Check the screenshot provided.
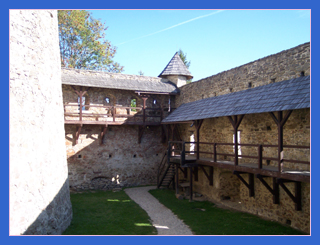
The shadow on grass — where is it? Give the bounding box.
[149,189,307,235]
[63,190,156,235]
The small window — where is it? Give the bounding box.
[78,96,86,111]
[190,132,195,155]
[233,130,242,157]
[131,98,137,112]
[153,99,157,105]
[248,82,252,88]
[105,97,110,104]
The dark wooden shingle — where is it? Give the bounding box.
[162,76,310,123]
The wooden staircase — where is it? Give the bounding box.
[157,125,190,189]
[157,160,176,189]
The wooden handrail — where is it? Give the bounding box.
[64,104,171,123]
[182,141,310,169]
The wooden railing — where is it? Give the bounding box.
[64,103,173,124]
[168,141,310,173]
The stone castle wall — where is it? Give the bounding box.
[177,42,310,106]
[63,86,169,190]
[10,10,72,235]
[176,43,310,233]
[66,125,166,190]
[178,108,310,232]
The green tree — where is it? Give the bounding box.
[178,49,192,83]
[58,10,123,72]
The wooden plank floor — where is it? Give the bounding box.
[170,154,310,182]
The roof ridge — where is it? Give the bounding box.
[158,52,193,80]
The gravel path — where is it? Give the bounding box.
[124,186,193,235]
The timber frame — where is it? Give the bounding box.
[64,85,176,144]
[162,109,309,209]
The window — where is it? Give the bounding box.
[190,132,195,154]
[105,97,110,104]
[78,96,86,111]
[131,98,137,112]
[233,130,242,157]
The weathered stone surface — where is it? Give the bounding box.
[176,43,310,233]
[10,10,72,235]
[65,124,166,190]
[177,42,310,106]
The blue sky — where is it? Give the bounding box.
[90,9,310,81]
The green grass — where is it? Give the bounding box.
[149,189,307,235]
[63,190,156,235]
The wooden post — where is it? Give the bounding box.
[258,145,263,169]
[175,164,179,195]
[213,143,217,162]
[269,110,292,173]
[142,97,148,124]
[234,116,238,165]
[273,177,279,204]
[278,111,283,172]
[195,120,203,160]
[228,115,244,166]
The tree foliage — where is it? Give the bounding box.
[178,49,192,83]
[178,49,191,69]
[58,10,123,72]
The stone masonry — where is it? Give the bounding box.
[10,10,72,235]
[175,43,310,233]
[177,42,310,106]
[63,85,169,190]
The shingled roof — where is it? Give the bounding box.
[159,52,193,80]
[162,75,310,123]
[61,68,179,94]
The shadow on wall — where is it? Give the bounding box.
[22,179,72,235]
[65,124,166,191]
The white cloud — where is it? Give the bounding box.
[117,10,224,45]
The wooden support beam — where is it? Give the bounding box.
[183,167,188,178]
[269,110,293,172]
[175,164,179,195]
[256,175,279,204]
[234,171,254,197]
[141,96,148,124]
[99,125,108,145]
[277,178,302,211]
[194,119,203,182]
[200,165,213,186]
[75,124,82,145]
[228,115,245,166]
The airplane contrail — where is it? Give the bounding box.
[117,10,225,45]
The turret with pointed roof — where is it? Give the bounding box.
[159,52,193,87]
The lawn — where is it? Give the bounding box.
[149,189,307,235]
[63,188,307,235]
[62,190,156,235]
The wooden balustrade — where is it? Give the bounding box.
[176,141,310,173]
[64,103,170,124]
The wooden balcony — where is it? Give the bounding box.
[64,103,173,126]
[168,141,310,183]
[161,141,309,209]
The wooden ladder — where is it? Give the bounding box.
[157,148,176,189]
